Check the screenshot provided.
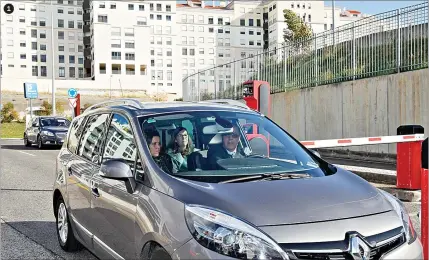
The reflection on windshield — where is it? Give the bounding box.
[41,118,70,127]
[139,111,331,182]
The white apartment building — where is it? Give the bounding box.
[1,0,368,99]
[83,0,179,95]
[0,0,85,80]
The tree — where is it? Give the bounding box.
[0,102,19,123]
[283,9,313,51]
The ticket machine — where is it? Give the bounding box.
[242,80,271,118]
[242,80,271,156]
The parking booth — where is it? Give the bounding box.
[241,80,272,157]
[396,125,424,190]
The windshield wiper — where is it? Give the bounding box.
[220,172,311,184]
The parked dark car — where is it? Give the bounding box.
[24,116,71,149]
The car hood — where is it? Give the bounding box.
[169,167,393,226]
[42,126,68,132]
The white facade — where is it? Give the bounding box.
[0,0,84,80]
[1,0,369,99]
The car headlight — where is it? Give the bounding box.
[185,205,288,260]
[41,130,54,136]
[379,189,417,244]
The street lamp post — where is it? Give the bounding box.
[51,1,56,116]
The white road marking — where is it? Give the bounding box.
[17,151,36,157]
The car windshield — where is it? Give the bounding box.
[139,111,333,183]
[41,118,70,127]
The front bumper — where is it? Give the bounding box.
[171,237,423,260]
[41,134,65,145]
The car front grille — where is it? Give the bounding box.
[281,228,406,260]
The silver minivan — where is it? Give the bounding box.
[53,99,423,260]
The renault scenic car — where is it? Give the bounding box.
[53,99,422,260]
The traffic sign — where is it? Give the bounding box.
[4,4,14,14]
[68,88,78,98]
[68,98,77,108]
[23,83,38,99]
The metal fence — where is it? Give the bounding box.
[182,2,428,102]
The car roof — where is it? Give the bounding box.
[82,100,260,117]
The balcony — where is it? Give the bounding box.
[83,36,91,45]
[84,48,91,57]
[84,59,92,68]
[83,0,90,9]
[83,25,90,33]
[83,13,90,21]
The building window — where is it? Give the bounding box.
[32,55,38,62]
[157,15,162,20]
[125,53,135,60]
[41,55,47,62]
[58,19,64,28]
[59,67,65,77]
[167,71,172,81]
[32,42,38,50]
[125,41,135,48]
[240,19,245,26]
[59,55,65,63]
[40,44,47,50]
[58,8,64,13]
[208,17,213,24]
[40,19,46,27]
[32,66,38,76]
[78,68,84,78]
[78,45,83,52]
[112,52,121,60]
[19,17,25,23]
[125,28,134,36]
[111,27,121,36]
[59,45,65,51]
[41,66,47,77]
[112,64,121,74]
[31,29,37,38]
[68,20,74,28]
[20,29,26,35]
[58,31,64,39]
[156,4,161,11]
[20,54,26,60]
[110,3,116,9]
[68,8,74,14]
[128,4,134,10]
[249,19,254,26]
[69,67,75,77]
[20,42,26,47]
[78,21,83,29]
[40,31,46,39]
[166,5,171,12]
[78,57,83,64]
[98,15,107,23]
[166,15,171,21]
[139,5,144,11]
[69,55,75,64]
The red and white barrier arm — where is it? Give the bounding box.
[301,134,425,149]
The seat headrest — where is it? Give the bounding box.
[209,133,223,144]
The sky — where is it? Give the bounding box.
[178,0,426,15]
[325,1,425,15]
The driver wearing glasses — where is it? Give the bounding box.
[207,125,245,169]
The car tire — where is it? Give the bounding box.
[24,134,31,147]
[55,197,81,252]
[141,243,171,260]
[37,136,44,149]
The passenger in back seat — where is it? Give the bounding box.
[167,127,195,172]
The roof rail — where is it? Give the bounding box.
[84,98,144,112]
[199,99,251,110]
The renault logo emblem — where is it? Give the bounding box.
[348,235,371,260]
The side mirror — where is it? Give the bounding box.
[100,159,136,193]
[310,149,321,158]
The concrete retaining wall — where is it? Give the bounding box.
[271,69,429,155]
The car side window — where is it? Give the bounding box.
[77,113,110,163]
[102,114,137,174]
[67,116,86,154]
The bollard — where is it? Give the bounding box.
[422,138,428,260]
[396,125,424,190]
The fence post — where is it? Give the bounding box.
[314,35,318,87]
[352,22,356,80]
[397,9,401,73]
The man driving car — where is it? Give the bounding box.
[207,125,245,169]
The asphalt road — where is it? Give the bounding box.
[0,139,96,259]
[0,139,422,259]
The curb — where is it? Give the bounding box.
[0,138,23,140]
[351,170,420,202]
